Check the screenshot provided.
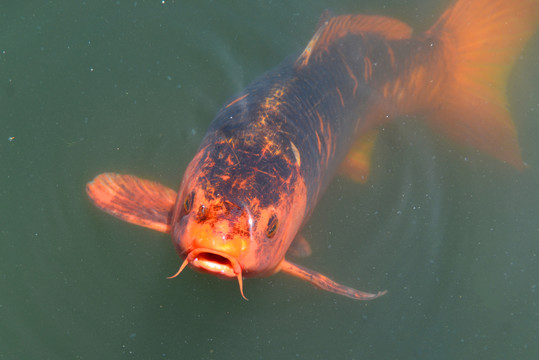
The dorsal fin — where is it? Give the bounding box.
[296,12,332,68]
[296,13,412,68]
[315,9,334,31]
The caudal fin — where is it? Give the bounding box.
[422,0,538,169]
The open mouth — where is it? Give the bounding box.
[168,248,247,299]
[190,250,238,277]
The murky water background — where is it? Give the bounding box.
[1,1,537,359]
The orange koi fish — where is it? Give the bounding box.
[87,0,538,300]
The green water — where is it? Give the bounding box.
[1,1,537,359]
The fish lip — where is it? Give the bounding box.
[186,248,241,278]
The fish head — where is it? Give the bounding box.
[169,132,308,298]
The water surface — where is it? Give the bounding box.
[1,1,538,359]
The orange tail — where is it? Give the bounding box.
[418,0,539,169]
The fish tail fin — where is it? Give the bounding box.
[416,0,538,169]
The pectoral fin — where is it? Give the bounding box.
[279,259,386,300]
[287,234,312,258]
[339,129,378,183]
[86,173,177,233]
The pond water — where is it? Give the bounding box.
[1,0,537,359]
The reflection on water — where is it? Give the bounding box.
[1,0,537,359]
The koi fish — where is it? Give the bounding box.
[87,0,538,300]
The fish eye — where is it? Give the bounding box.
[183,191,195,214]
[266,214,279,238]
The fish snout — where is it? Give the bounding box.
[168,248,247,299]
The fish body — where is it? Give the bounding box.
[87,0,538,300]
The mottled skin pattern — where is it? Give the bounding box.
[170,24,442,278]
[86,0,538,299]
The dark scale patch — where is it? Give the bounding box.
[192,31,401,209]
[198,130,298,210]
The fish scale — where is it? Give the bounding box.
[87,0,538,300]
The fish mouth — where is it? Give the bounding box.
[168,248,247,299]
[189,248,240,278]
